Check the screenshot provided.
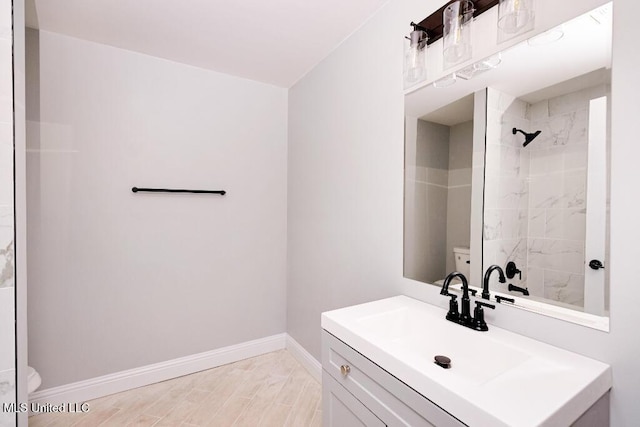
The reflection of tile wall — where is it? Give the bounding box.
[409,166,449,283]
[445,121,473,273]
[0,0,16,424]
[484,89,529,294]
[525,86,607,307]
[404,119,450,284]
[406,119,473,283]
[0,11,14,290]
[485,86,607,308]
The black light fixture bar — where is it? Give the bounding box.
[132,187,226,195]
[417,0,499,45]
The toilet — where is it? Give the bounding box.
[27,366,41,394]
[453,246,471,278]
[435,247,471,285]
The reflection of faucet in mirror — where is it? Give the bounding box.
[508,283,530,296]
[505,261,521,280]
[482,265,506,300]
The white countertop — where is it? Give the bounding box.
[321,295,611,427]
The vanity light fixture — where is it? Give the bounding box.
[406,0,504,85]
[498,0,536,42]
[443,0,475,68]
[404,22,428,86]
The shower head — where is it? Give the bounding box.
[512,128,542,147]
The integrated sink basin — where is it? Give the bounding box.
[356,305,532,387]
[322,295,611,426]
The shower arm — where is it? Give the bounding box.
[512,127,542,147]
[512,128,527,138]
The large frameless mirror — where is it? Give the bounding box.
[404,2,612,329]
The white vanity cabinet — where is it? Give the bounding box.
[322,331,465,427]
[321,296,612,427]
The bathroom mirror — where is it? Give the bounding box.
[404,3,612,328]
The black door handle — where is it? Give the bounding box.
[589,259,605,270]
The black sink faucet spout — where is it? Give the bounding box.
[483,265,506,300]
[441,272,462,295]
[441,272,471,325]
[441,271,496,331]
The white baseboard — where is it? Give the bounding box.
[285,335,322,383]
[29,333,286,407]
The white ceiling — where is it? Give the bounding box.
[421,94,474,126]
[25,0,390,88]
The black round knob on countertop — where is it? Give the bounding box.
[434,355,451,369]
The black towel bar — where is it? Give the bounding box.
[132,187,226,195]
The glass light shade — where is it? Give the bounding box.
[443,0,474,69]
[498,0,535,40]
[404,29,427,86]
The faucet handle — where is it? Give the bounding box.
[472,300,495,331]
[475,301,495,310]
[495,295,515,304]
[468,288,477,297]
[444,293,460,322]
[505,261,521,280]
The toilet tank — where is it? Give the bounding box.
[453,247,471,278]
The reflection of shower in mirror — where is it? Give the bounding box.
[512,127,542,147]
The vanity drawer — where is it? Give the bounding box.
[322,330,466,427]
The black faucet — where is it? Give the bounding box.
[440,272,463,322]
[482,265,506,300]
[441,271,471,323]
[441,272,495,331]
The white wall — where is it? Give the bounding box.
[287,0,407,362]
[26,29,288,389]
[287,0,640,425]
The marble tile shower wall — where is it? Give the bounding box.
[484,88,530,294]
[527,85,608,307]
[0,0,14,290]
[485,86,607,308]
[0,0,16,426]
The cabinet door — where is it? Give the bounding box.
[323,331,464,427]
[323,371,385,427]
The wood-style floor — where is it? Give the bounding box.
[29,350,322,427]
